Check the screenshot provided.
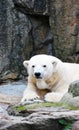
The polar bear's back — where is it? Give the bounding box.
[63,62,79,81]
[64,62,79,71]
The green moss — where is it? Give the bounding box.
[65,104,79,110]
[16,105,26,111]
[26,102,64,109]
[14,102,62,112]
[14,102,79,113]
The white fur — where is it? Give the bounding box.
[21,54,79,103]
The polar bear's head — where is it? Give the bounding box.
[23,54,60,79]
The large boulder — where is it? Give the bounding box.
[68,80,79,97]
[61,80,79,108]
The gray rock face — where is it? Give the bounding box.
[49,0,79,61]
[0,0,10,77]
[0,0,54,81]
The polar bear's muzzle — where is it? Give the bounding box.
[34,72,42,79]
[33,66,44,79]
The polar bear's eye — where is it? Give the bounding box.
[32,65,35,68]
[43,65,46,68]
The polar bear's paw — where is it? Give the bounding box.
[44,92,62,102]
[21,92,42,104]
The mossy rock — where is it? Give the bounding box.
[68,80,79,97]
[7,100,79,117]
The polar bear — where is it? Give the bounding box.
[21,54,79,103]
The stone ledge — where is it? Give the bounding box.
[1,106,79,130]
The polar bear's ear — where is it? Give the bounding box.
[23,60,29,68]
[52,61,57,67]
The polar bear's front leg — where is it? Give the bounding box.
[21,83,40,103]
[44,92,65,102]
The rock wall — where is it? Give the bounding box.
[50,0,79,61]
[0,0,79,81]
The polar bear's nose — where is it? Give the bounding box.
[34,72,41,78]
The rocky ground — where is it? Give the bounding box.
[0,80,26,104]
[0,80,79,130]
